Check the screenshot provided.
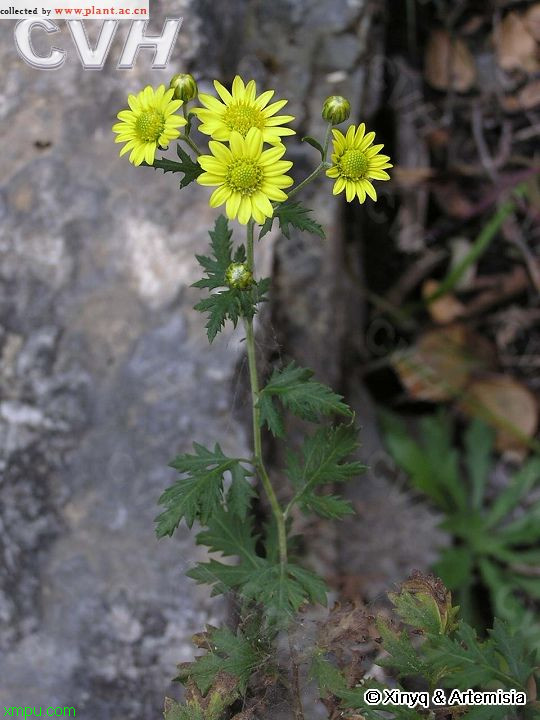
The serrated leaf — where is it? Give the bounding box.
[155,444,249,535]
[177,144,204,188]
[259,200,325,239]
[227,464,255,519]
[287,424,364,499]
[258,362,353,436]
[190,627,262,694]
[376,619,426,678]
[381,410,465,512]
[310,655,346,696]
[489,617,538,685]
[299,492,355,519]
[193,215,234,291]
[195,282,270,343]
[194,505,260,561]
[146,145,203,188]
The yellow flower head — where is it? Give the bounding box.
[326,124,392,203]
[197,127,293,225]
[112,85,187,166]
[192,75,295,145]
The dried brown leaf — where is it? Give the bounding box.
[495,11,540,73]
[459,374,538,452]
[422,280,466,324]
[424,29,477,92]
[524,4,540,41]
[392,325,495,402]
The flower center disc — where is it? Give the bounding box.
[339,149,369,180]
[135,110,165,142]
[223,103,264,136]
[228,160,262,195]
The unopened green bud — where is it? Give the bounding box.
[225,262,254,290]
[322,95,351,125]
[169,73,198,102]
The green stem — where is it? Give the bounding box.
[180,133,202,157]
[286,163,327,201]
[424,189,524,306]
[244,223,288,568]
[322,121,333,160]
[286,123,333,201]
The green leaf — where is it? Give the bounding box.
[301,135,325,158]
[146,145,203,188]
[381,411,465,512]
[465,419,494,509]
[193,216,270,341]
[287,425,364,497]
[155,444,249,535]
[310,654,346,696]
[259,200,325,240]
[299,492,355,519]
[486,458,540,528]
[227,464,255,519]
[177,144,204,188]
[434,546,474,590]
[259,362,353,437]
[192,215,233,291]
[190,627,262,694]
[489,617,538,685]
[195,281,269,342]
[194,505,260,561]
[376,618,426,678]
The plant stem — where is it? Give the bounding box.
[244,222,288,568]
[180,133,202,157]
[286,163,327,201]
[286,123,333,201]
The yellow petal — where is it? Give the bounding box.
[362,179,377,201]
[245,127,263,158]
[333,177,346,195]
[245,79,257,103]
[252,192,273,218]
[260,146,286,166]
[232,75,245,99]
[214,79,233,105]
[345,180,355,202]
[226,193,242,219]
[255,89,274,109]
[209,141,233,164]
[262,99,288,117]
[209,185,232,208]
[229,131,245,157]
[359,131,376,151]
[238,197,252,225]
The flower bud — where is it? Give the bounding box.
[225,262,254,290]
[322,95,351,125]
[169,73,198,102]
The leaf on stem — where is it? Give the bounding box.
[258,362,353,437]
[259,200,325,239]
[286,424,364,517]
[188,507,327,621]
[148,145,203,188]
[194,216,270,341]
[155,444,252,536]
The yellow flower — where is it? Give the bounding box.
[197,127,293,225]
[326,124,392,202]
[192,75,295,145]
[112,85,187,166]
